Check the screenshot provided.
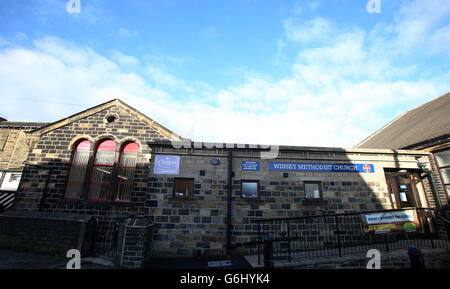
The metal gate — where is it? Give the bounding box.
[91,214,129,258]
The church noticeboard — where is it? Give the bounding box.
[241,161,260,171]
[153,155,180,175]
[362,209,420,234]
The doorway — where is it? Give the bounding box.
[385,171,422,209]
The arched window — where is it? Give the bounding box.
[87,139,116,200]
[114,142,138,201]
[65,139,91,199]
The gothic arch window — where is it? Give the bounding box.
[87,139,116,200]
[114,142,138,202]
[64,139,91,199]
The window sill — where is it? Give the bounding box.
[302,199,328,206]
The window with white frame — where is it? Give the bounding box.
[0,172,22,191]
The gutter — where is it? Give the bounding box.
[226,150,233,255]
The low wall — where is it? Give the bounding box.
[0,210,96,256]
[273,246,450,269]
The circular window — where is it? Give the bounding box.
[106,116,116,123]
[103,114,119,126]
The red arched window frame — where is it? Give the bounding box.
[114,142,138,202]
[64,139,91,200]
[87,139,116,201]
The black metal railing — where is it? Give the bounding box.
[252,208,448,264]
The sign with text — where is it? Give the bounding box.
[363,209,420,234]
[153,155,180,175]
[241,161,260,171]
[268,162,374,173]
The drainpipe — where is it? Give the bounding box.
[416,157,442,212]
[226,150,233,255]
[426,173,443,212]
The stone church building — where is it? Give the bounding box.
[0,99,448,267]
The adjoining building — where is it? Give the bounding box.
[0,98,448,267]
[0,120,49,211]
[355,92,449,204]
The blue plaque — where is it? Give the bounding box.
[154,155,180,175]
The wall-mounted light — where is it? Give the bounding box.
[210,158,220,165]
[415,156,428,172]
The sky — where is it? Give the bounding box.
[0,0,449,148]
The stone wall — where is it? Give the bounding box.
[0,122,47,171]
[147,144,442,257]
[12,103,173,251]
[0,210,96,256]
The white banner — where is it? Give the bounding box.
[365,210,416,225]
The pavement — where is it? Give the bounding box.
[145,255,253,269]
[0,248,253,269]
[0,248,113,269]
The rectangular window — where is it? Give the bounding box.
[241,180,259,198]
[0,172,22,191]
[304,181,322,199]
[173,178,194,198]
[433,148,450,200]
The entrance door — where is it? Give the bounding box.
[385,172,420,209]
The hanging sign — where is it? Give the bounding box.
[268,162,374,173]
[153,155,180,175]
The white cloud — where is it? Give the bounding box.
[309,1,321,11]
[0,0,449,148]
[375,0,450,58]
[111,50,140,67]
[118,27,139,38]
[284,17,335,44]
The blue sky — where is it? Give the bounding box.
[0,0,449,147]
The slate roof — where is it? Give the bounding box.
[355,92,450,149]
[0,121,50,130]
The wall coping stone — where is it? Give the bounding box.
[0,210,95,223]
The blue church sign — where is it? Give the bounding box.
[269,162,374,173]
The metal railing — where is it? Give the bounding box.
[252,208,448,264]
